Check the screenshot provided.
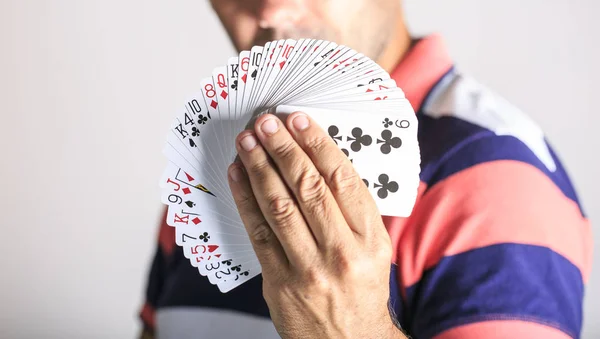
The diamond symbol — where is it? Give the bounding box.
[192,217,201,225]
[182,187,191,195]
[220,90,228,100]
[242,74,247,83]
[210,100,218,109]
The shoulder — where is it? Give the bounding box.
[416,69,583,212]
[393,70,593,339]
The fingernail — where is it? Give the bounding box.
[260,118,279,135]
[291,114,310,131]
[239,134,257,151]
[229,166,244,182]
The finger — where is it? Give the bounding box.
[253,114,352,247]
[285,111,382,237]
[235,130,319,268]
[228,162,288,276]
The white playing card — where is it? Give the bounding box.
[159,39,422,293]
[274,104,420,217]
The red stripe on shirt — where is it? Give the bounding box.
[396,160,592,289]
[140,302,156,330]
[383,181,428,261]
[390,33,453,110]
[433,320,574,339]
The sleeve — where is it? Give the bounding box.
[138,207,175,337]
[394,135,593,339]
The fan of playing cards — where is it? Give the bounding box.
[160,39,421,293]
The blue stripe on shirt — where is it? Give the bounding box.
[404,243,583,339]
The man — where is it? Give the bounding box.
[139,0,593,338]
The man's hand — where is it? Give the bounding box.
[227,112,406,339]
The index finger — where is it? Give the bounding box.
[284,111,384,237]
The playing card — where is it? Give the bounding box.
[274,104,420,217]
[159,39,422,292]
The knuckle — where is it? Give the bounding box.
[272,139,297,160]
[333,249,354,273]
[249,221,273,246]
[304,135,330,155]
[297,170,328,205]
[303,267,331,291]
[327,244,361,277]
[235,192,255,211]
[328,163,362,196]
[373,235,393,261]
[268,195,297,225]
[247,157,272,177]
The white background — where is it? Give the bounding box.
[0,0,598,338]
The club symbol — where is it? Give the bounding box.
[377,130,402,154]
[191,126,200,137]
[241,270,249,276]
[374,174,399,199]
[231,265,241,272]
[197,115,209,125]
[221,259,232,266]
[328,125,343,144]
[184,200,196,208]
[362,179,369,187]
[382,118,393,128]
[347,128,372,152]
[199,232,210,243]
[231,80,238,90]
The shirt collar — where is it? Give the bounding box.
[389,33,454,111]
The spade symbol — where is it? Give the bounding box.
[188,139,196,148]
[377,130,402,154]
[347,128,372,152]
[374,174,399,199]
[185,200,196,208]
[251,69,258,80]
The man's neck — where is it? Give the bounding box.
[375,14,413,74]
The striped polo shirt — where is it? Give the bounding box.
[139,34,592,339]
